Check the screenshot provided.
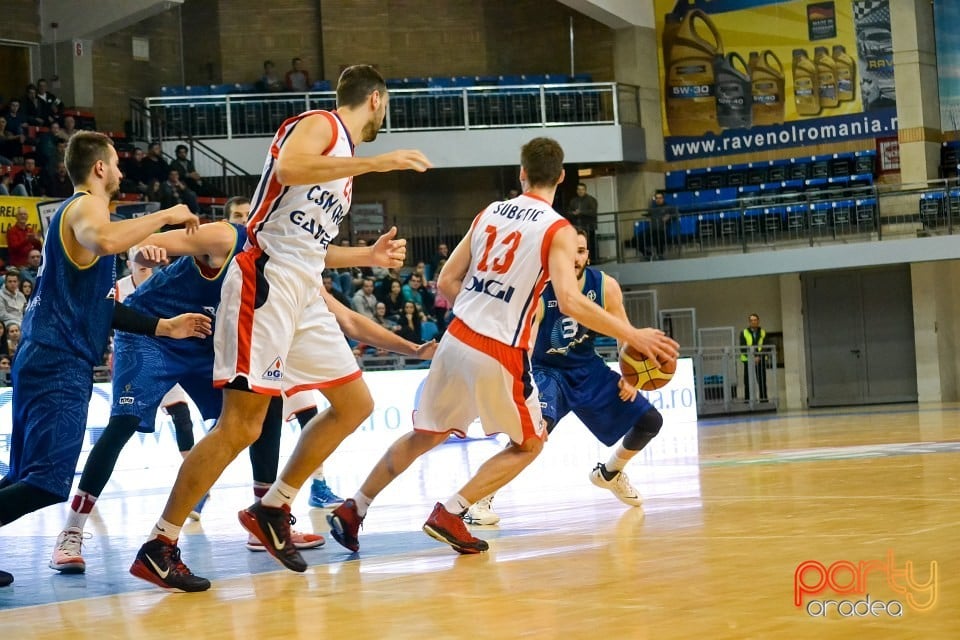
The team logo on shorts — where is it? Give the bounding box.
[262,356,284,380]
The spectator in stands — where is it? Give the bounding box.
[142,141,170,184]
[5,321,21,362]
[6,207,43,267]
[352,278,378,320]
[0,271,26,328]
[60,114,78,139]
[0,354,10,384]
[567,182,598,254]
[160,168,199,213]
[4,99,27,143]
[22,84,52,127]
[19,279,32,303]
[145,178,162,204]
[285,57,310,92]
[120,147,150,197]
[382,279,404,321]
[402,271,434,319]
[0,323,9,357]
[428,242,448,281]
[0,173,13,196]
[0,117,19,164]
[429,259,452,330]
[397,300,425,344]
[42,161,73,198]
[322,271,353,309]
[18,250,41,287]
[11,157,43,197]
[506,187,520,199]
[372,301,400,333]
[36,79,62,120]
[258,60,284,92]
[647,191,675,260]
[333,238,362,296]
[170,144,209,195]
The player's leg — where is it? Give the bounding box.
[423,329,543,554]
[244,396,324,552]
[572,361,664,506]
[282,396,342,508]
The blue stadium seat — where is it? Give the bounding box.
[421,321,439,342]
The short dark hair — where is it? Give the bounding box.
[520,137,564,188]
[577,182,587,189]
[65,131,114,185]
[224,196,250,217]
[175,144,188,154]
[292,57,301,66]
[336,65,386,109]
[574,226,589,239]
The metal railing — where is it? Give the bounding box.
[137,82,637,140]
[690,345,779,415]
[596,178,960,264]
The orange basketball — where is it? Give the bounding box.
[619,346,677,391]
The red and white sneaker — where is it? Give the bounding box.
[246,528,325,551]
[49,527,88,574]
[422,502,489,554]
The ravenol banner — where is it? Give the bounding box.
[657,0,897,161]
[935,0,960,132]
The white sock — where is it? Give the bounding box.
[353,491,373,518]
[605,446,634,475]
[443,494,471,515]
[149,517,181,542]
[311,465,325,482]
[261,480,298,509]
[65,491,97,531]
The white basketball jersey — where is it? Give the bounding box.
[246,110,354,279]
[453,194,570,349]
[115,274,135,303]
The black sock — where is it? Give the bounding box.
[600,464,618,482]
[0,481,63,525]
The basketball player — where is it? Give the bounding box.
[465,227,667,526]
[327,137,679,555]
[130,64,431,591]
[0,131,207,588]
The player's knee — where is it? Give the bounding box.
[627,408,663,442]
[513,436,544,456]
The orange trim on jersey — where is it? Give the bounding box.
[318,111,339,156]
[234,248,260,376]
[212,377,283,396]
[447,318,522,375]
[285,369,363,394]
[512,367,540,442]
[515,218,570,349]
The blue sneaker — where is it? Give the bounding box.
[187,493,210,521]
[308,479,344,508]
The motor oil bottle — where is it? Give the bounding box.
[814,45,839,109]
[665,8,723,136]
[749,50,785,126]
[792,48,820,116]
[832,44,856,102]
[715,51,751,129]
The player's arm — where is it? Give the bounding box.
[275,114,431,186]
[112,301,212,339]
[326,227,406,270]
[131,221,238,266]
[67,198,199,260]
[549,226,678,363]
[599,274,638,402]
[437,229,473,304]
[320,289,437,358]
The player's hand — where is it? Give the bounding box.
[163,204,200,234]
[370,226,407,268]
[617,376,638,402]
[377,149,432,173]
[625,327,679,364]
[414,339,438,360]
[134,244,169,267]
[156,312,212,339]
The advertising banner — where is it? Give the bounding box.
[935,0,960,132]
[657,0,897,161]
[0,196,46,248]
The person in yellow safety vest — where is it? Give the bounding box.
[740,313,767,401]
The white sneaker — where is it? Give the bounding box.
[589,463,642,507]
[50,527,88,573]
[464,495,500,525]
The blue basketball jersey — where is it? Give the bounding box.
[21,192,116,367]
[124,222,246,353]
[532,266,606,370]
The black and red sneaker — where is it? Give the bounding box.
[327,499,364,552]
[129,536,211,592]
[422,502,489,554]
[238,501,307,572]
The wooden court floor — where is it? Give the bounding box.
[1,404,958,639]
